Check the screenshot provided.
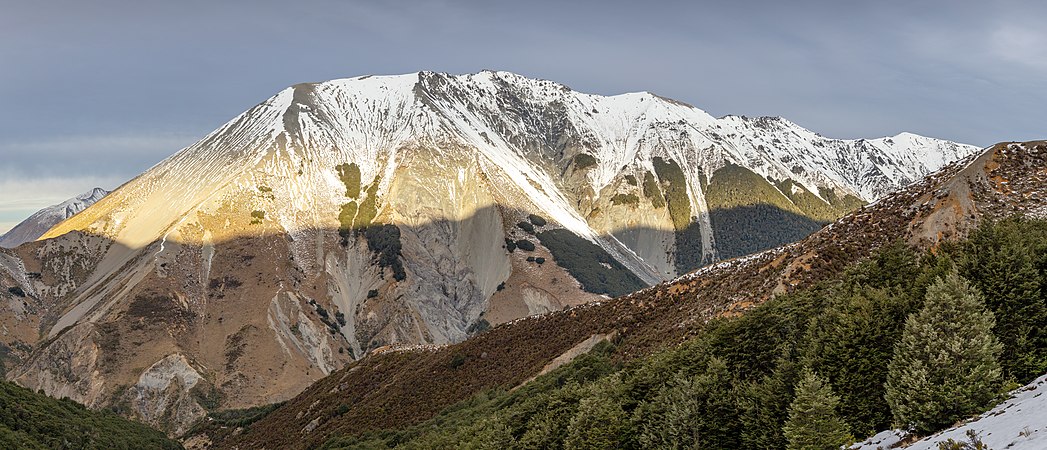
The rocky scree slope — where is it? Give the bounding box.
[212,141,1046,449]
[0,72,974,435]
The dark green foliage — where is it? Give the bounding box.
[467,319,491,334]
[623,175,638,186]
[205,402,285,429]
[6,287,24,297]
[517,221,535,233]
[635,357,740,449]
[610,193,639,206]
[535,229,646,297]
[0,380,181,449]
[776,180,864,222]
[802,284,917,436]
[191,382,224,411]
[528,214,547,227]
[367,289,379,299]
[335,163,362,198]
[673,222,706,275]
[250,210,265,225]
[338,175,382,241]
[505,238,517,253]
[782,370,852,450]
[565,376,628,450]
[707,164,827,260]
[535,257,545,265]
[709,205,822,260]
[949,217,1047,382]
[648,157,711,273]
[642,171,666,209]
[573,153,598,170]
[737,357,801,449]
[364,225,406,281]
[449,353,467,370]
[515,239,536,252]
[334,404,350,417]
[885,271,1003,435]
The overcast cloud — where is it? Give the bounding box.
[1,0,1044,233]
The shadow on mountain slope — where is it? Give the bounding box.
[211,141,1047,449]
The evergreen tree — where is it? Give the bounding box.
[803,287,915,436]
[635,357,739,449]
[783,369,852,450]
[738,355,800,450]
[884,271,1003,435]
[953,217,1047,382]
[564,376,627,450]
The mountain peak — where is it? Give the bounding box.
[5,72,981,434]
[0,187,110,248]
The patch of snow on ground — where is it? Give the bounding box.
[850,373,1047,450]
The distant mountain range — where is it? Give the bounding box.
[0,71,978,433]
[0,188,109,248]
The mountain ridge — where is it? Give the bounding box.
[0,71,979,434]
[0,187,109,249]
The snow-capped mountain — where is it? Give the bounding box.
[0,187,109,248]
[0,71,977,433]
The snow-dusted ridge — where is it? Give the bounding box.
[43,71,977,260]
[0,187,109,248]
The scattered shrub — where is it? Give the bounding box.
[573,153,598,170]
[610,193,639,206]
[515,239,536,252]
[528,214,547,227]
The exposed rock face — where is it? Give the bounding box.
[0,71,977,433]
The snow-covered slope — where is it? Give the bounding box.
[0,187,109,248]
[852,373,1047,450]
[44,71,977,276]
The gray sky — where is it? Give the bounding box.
[1,0,1045,233]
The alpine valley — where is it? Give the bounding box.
[0,71,979,435]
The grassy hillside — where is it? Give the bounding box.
[319,217,1047,449]
[0,380,182,449]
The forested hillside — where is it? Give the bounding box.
[0,380,182,449]
[320,217,1047,449]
